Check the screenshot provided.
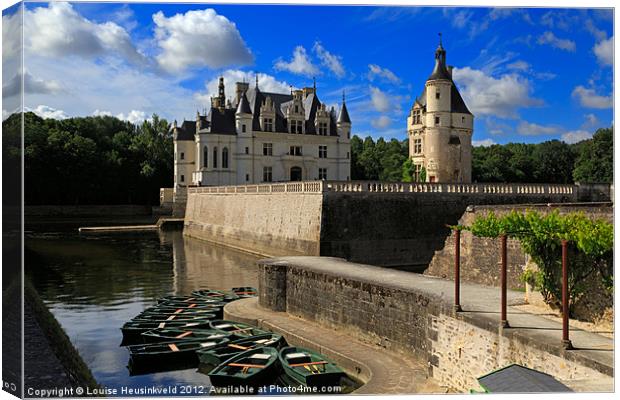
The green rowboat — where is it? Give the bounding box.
[131,313,216,323]
[208,320,269,338]
[121,320,214,345]
[231,287,258,298]
[197,333,284,366]
[191,289,239,302]
[128,336,229,375]
[141,328,230,344]
[208,347,279,388]
[279,346,345,389]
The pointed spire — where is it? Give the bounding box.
[236,90,252,115]
[255,74,259,89]
[429,35,450,81]
[337,90,351,124]
[313,77,316,91]
[438,32,442,47]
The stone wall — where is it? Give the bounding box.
[185,181,595,268]
[257,257,612,392]
[183,189,324,257]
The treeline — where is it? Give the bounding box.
[3,112,173,205]
[351,127,613,184]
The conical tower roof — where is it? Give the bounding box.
[337,91,351,124]
[236,91,252,115]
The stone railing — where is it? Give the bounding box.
[188,180,577,196]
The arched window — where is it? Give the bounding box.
[213,146,218,168]
[203,146,208,168]
[222,147,229,169]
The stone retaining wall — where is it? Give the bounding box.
[257,257,612,392]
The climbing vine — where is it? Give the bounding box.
[457,210,613,314]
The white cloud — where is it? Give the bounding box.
[572,85,612,109]
[93,109,113,117]
[274,46,319,77]
[472,139,496,147]
[367,64,400,84]
[371,116,392,129]
[313,42,345,78]
[516,121,560,136]
[369,86,391,113]
[562,130,592,144]
[3,71,63,98]
[452,67,542,118]
[26,105,68,120]
[196,70,291,106]
[117,110,148,124]
[153,8,253,73]
[2,109,12,121]
[2,7,21,61]
[507,60,530,71]
[537,31,576,52]
[583,113,600,128]
[451,10,473,29]
[25,2,145,64]
[593,36,613,66]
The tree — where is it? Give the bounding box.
[572,127,613,183]
[402,158,414,182]
[531,140,576,183]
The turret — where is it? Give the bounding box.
[337,91,351,141]
[235,90,252,135]
[211,76,226,110]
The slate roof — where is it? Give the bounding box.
[338,102,351,124]
[478,364,573,393]
[173,120,196,141]
[236,92,252,114]
[414,77,472,115]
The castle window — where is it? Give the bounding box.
[318,122,328,136]
[319,145,327,158]
[435,116,440,126]
[263,166,272,182]
[290,120,303,134]
[245,147,249,154]
[263,118,273,132]
[180,175,185,182]
[213,147,218,168]
[242,124,246,133]
[347,152,350,159]
[180,152,184,160]
[318,168,327,180]
[462,116,466,123]
[222,147,229,168]
[203,146,208,167]
[295,105,299,113]
[263,143,273,156]
[289,146,302,156]
[246,174,250,182]
[414,138,422,154]
[435,90,440,100]
[414,164,422,181]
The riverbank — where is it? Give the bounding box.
[24,279,99,393]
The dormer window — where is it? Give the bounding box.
[318,122,328,136]
[290,120,303,134]
[263,118,273,132]
[294,105,299,113]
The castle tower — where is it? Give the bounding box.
[407,35,473,183]
[337,91,351,142]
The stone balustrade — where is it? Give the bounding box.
[187,180,577,196]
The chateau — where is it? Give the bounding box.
[172,77,352,202]
[407,39,474,183]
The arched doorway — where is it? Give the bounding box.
[290,166,302,181]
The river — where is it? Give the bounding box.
[25,224,260,392]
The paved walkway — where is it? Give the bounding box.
[224,298,447,394]
[268,256,614,379]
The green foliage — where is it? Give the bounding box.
[572,127,613,183]
[350,135,408,181]
[5,111,173,205]
[466,210,613,313]
[419,166,426,183]
[401,158,414,182]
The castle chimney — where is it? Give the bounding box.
[447,65,454,78]
[235,81,249,105]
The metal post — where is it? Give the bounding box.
[454,229,462,312]
[500,235,509,328]
[561,240,573,349]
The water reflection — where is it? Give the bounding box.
[25,228,259,392]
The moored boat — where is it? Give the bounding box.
[192,289,239,302]
[131,313,216,323]
[231,287,258,298]
[121,320,214,345]
[279,346,345,389]
[208,347,279,388]
[197,333,284,366]
[141,328,230,344]
[128,337,229,375]
[208,320,269,338]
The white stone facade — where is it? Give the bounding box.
[407,41,474,183]
[172,78,351,202]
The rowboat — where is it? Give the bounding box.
[208,320,269,338]
[197,333,284,366]
[157,298,223,306]
[279,346,345,389]
[231,287,258,298]
[191,289,239,302]
[121,320,214,345]
[128,337,229,375]
[208,347,280,388]
[132,313,216,323]
[138,307,221,317]
[141,328,231,344]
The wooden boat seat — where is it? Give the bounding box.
[175,331,193,338]
[288,361,328,367]
[168,344,179,352]
[227,363,266,368]
[228,344,250,350]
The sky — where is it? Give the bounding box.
[1,2,614,146]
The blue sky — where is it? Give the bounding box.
[2,2,614,145]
